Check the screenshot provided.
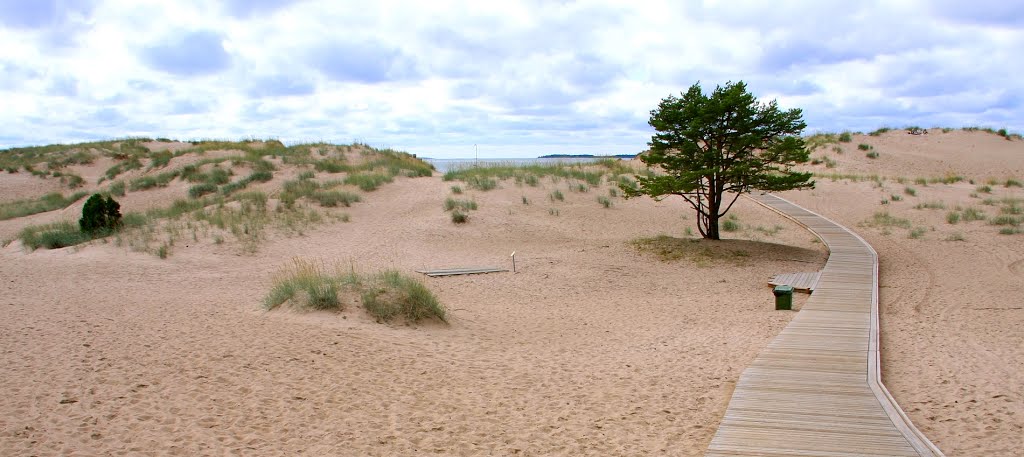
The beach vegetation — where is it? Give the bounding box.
[0,191,88,221]
[362,270,447,323]
[443,198,478,212]
[79,194,123,234]
[624,81,813,239]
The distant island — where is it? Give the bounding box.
[538,154,637,159]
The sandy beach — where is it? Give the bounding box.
[1,130,1021,455]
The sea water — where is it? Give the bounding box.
[424,157,605,173]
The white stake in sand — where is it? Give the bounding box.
[510,251,516,273]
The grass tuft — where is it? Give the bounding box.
[362,270,446,323]
[722,215,741,232]
[263,258,341,311]
[0,191,89,221]
[443,198,478,212]
[17,221,91,250]
[865,211,912,229]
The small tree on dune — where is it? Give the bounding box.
[622,81,814,240]
[79,194,122,234]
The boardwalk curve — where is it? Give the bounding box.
[706,194,943,456]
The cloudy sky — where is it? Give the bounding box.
[1,0,1022,158]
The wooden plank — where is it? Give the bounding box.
[704,194,944,457]
[415,267,508,277]
[769,271,821,291]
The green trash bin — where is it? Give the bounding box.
[773,285,794,310]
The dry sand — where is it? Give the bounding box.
[0,130,1021,455]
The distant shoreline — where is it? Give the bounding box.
[537,154,637,159]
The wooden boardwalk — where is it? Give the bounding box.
[769,271,821,292]
[706,194,943,457]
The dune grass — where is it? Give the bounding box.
[362,270,446,323]
[0,191,89,221]
[443,198,477,212]
[15,221,91,250]
[864,211,912,229]
[344,172,393,191]
[263,259,346,311]
[263,259,446,323]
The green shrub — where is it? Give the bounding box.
[866,151,880,159]
[946,211,961,224]
[451,210,468,224]
[722,217,741,232]
[857,143,872,151]
[522,196,529,205]
[908,227,926,239]
[524,174,540,186]
[450,185,463,194]
[550,190,564,201]
[1006,178,1023,188]
[297,170,315,180]
[945,232,966,241]
[79,194,122,234]
[903,186,916,196]
[977,185,993,194]
[838,132,852,142]
[869,127,890,136]
[572,183,588,192]
[597,196,612,208]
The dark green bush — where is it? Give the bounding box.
[79,194,122,234]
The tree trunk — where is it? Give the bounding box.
[704,188,722,240]
[704,212,720,240]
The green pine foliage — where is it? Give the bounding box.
[626,81,813,239]
[78,194,122,234]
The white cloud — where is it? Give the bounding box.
[0,0,1022,157]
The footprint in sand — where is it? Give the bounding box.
[1009,259,1024,275]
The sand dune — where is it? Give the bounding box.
[1,130,1021,455]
